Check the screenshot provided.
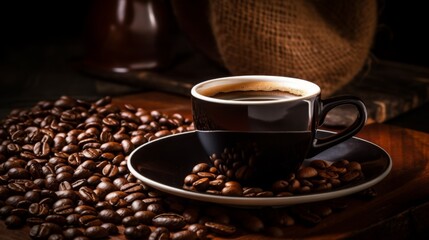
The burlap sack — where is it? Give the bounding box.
[172,0,377,96]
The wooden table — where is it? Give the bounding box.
[1,91,429,239]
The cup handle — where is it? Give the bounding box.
[307,96,367,157]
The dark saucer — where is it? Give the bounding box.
[128,130,392,207]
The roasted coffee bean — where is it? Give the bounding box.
[116,207,134,218]
[45,214,67,225]
[33,142,50,157]
[130,199,147,212]
[98,209,121,224]
[275,212,295,227]
[0,205,13,218]
[7,167,30,179]
[79,215,103,227]
[187,223,208,239]
[124,224,151,239]
[192,163,210,173]
[265,226,285,238]
[84,226,109,239]
[311,205,333,218]
[134,210,156,224]
[82,148,102,159]
[292,207,322,226]
[123,215,140,227]
[58,181,72,191]
[120,182,144,193]
[55,190,79,201]
[171,230,198,240]
[5,214,23,228]
[101,164,119,178]
[66,213,81,226]
[73,166,92,180]
[147,203,165,214]
[75,205,97,216]
[297,166,318,179]
[341,170,361,182]
[148,227,170,240]
[29,223,62,240]
[152,213,186,231]
[63,227,84,239]
[100,142,123,152]
[8,182,27,193]
[204,221,236,236]
[184,174,199,186]
[125,192,146,203]
[192,178,210,191]
[221,181,243,196]
[310,159,330,169]
[101,223,119,235]
[356,187,378,200]
[78,186,99,204]
[26,217,45,226]
[29,203,50,217]
[182,206,200,224]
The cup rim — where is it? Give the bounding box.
[191,75,321,105]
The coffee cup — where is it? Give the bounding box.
[191,75,367,186]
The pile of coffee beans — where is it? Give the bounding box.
[0,96,375,239]
[183,158,364,197]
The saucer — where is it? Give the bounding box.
[128,130,392,207]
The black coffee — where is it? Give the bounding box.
[212,90,301,101]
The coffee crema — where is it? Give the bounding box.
[212,90,301,101]
[198,81,306,99]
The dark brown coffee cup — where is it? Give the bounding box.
[191,75,367,186]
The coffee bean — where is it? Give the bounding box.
[192,178,210,192]
[7,167,30,179]
[101,164,118,178]
[29,223,62,240]
[78,186,99,204]
[29,203,50,217]
[26,217,45,226]
[124,224,151,239]
[75,205,97,216]
[123,215,139,227]
[171,230,198,240]
[120,182,144,193]
[187,223,208,239]
[100,142,123,152]
[192,163,210,173]
[5,214,23,228]
[45,214,67,225]
[63,228,84,239]
[341,170,362,182]
[116,207,134,218]
[204,221,236,236]
[98,209,121,224]
[148,227,170,240]
[66,213,81,226]
[134,210,156,225]
[297,167,318,179]
[152,213,186,231]
[85,226,109,239]
[221,181,243,196]
[101,223,119,235]
[79,215,103,227]
[82,148,102,159]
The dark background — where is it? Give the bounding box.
[0,0,428,130]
